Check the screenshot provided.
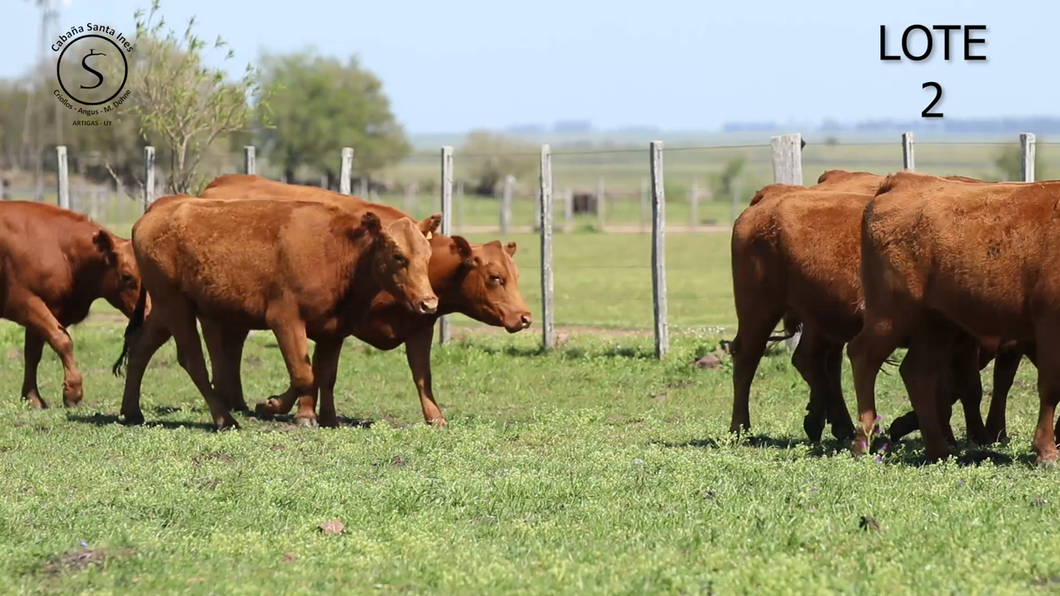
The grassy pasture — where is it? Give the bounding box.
[1,231,1059,594]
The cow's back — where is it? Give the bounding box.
[202,174,409,224]
[135,197,369,329]
[0,202,95,315]
[863,176,1060,339]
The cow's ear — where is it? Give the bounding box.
[505,241,517,257]
[360,211,382,236]
[450,235,474,264]
[93,230,117,264]
[419,213,442,238]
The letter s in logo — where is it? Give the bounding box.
[79,49,106,90]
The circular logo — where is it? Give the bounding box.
[56,34,128,106]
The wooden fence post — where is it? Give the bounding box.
[650,141,669,359]
[143,146,155,212]
[438,146,454,346]
[56,145,69,210]
[534,187,542,231]
[1021,132,1036,182]
[540,145,555,351]
[340,147,353,195]
[501,174,513,233]
[596,176,605,231]
[771,133,803,350]
[244,146,256,175]
[902,132,915,171]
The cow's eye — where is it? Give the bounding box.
[489,275,504,286]
[393,254,407,266]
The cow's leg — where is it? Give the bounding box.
[824,342,855,441]
[791,328,831,442]
[985,345,1022,443]
[935,350,959,446]
[161,298,237,430]
[900,333,951,462]
[9,294,83,407]
[269,321,317,427]
[953,333,989,445]
[1032,332,1060,465]
[119,312,172,425]
[847,314,905,456]
[312,339,344,428]
[729,306,784,434]
[405,325,447,426]
[20,329,46,409]
[201,319,249,412]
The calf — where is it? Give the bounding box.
[731,170,1027,446]
[115,196,439,429]
[849,172,1060,462]
[194,175,532,426]
[0,202,140,408]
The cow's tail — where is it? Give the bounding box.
[767,314,801,344]
[112,287,148,377]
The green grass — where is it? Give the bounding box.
[0,321,1056,594]
[4,159,1060,592]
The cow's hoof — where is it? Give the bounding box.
[121,411,145,426]
[62,397,83,408]
[831,421,856,442]
[428,418,448,428]
[318,415,338,429]
[294,416,318,429]
[803,416,825,443]
[25,395,47,410]
[254,399,284,417]
[215,418,240,431]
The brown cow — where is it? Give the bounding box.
[0,201,141,408]
[849,172,1060,463]
[115,196,439,429]
[730,170,1028,446]
[193,174,532,426]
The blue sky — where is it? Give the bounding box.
[2,0,1052,133]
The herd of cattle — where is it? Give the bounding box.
[0,175,532,430]
[0,168,1055,464]
[730,169,1057,463]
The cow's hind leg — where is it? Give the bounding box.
[201,319,250,412]
[269,320,317,427]
[985,344,1022,444]
[160,298,237,430]
[823,342,855,441]
[791,328,832,442]
[952,332,989,445]
[899,335,952,462]
[119,311,172,425]
[1032,331,1060,465]
[730,305,784,435]
[9,293,83,407]
[20,329,46,409]
[848,313,906,456]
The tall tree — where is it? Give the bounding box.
[256,51,409,185]
[128,0,265,195]
[460,131,536,196]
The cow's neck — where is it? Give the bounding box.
[427,242,468,317]
[336,240,384,324]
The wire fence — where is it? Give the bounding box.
[0,133,1041,350]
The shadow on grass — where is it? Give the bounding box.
[65,412,217,432]
[247,412,375,429]
[652,433,1032,467]
[467,344,655,360]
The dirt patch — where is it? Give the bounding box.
[318,520,345,535]
[41,548,111,576]
[245,355,264,369]
[192,452,234,467]
[185,478,221,491]
[6,348,21,361]
[282,552,297,563]
[269,444,285,451]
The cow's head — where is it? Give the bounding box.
[93,230,142,317]
[443,236,532,333]
[362,211,439,315]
